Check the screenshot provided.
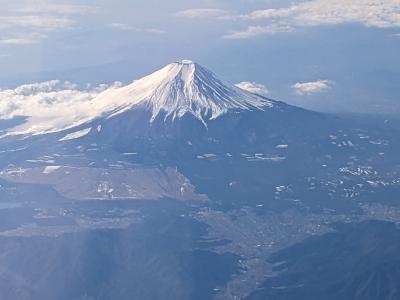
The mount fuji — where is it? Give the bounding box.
[1,60,400,300]
[95,59,272,124]
[2,60,273,137]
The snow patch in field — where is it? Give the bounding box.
[59,128,91,141]
[43,166,61,174]
[276,144,289,149]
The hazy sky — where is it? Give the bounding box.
[0,0,399,114]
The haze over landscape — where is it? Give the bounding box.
[1,1,400,300]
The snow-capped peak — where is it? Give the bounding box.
[95,59,273,123]
[1,60,273,136]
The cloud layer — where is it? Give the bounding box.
[0,80,114,135]
[108,23,164,34]
[241,0,400,28]
[175,8,229,19]
[0,1,95,44]
[176,0,400,39]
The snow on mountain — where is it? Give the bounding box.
[96,60,273,123]
[0,60,272,136]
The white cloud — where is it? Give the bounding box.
[223,24,292,39]
[292,80,335,95]
[109,23,136,30]
[236,81,269,95]
[242,8,293,20]
[0,37,41,45]
[175,8,229,19]
[109,23,165,34]
[0,32,48,45]
[12,80,78,95]
[0,80,119,135]
[227,0,400,38]
[0,2,95,45]
[13,3,95,15]
[0,15,75,30]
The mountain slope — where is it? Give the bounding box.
[3,60,272,136]
[96,59,272,123]
[248,221,400,300]
[1,60,400,300]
